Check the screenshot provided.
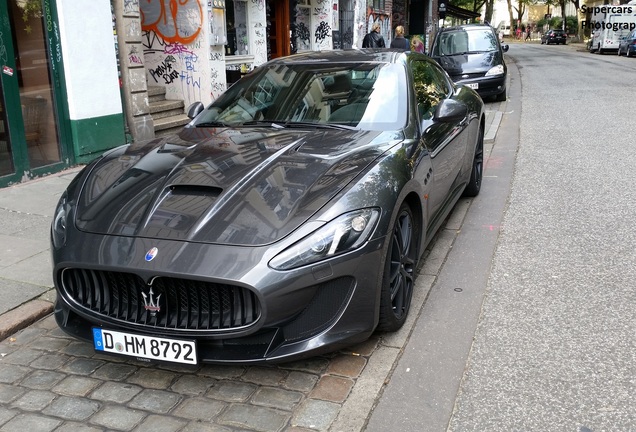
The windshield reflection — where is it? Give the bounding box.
[193,62,407,131]
[434,29,498,56]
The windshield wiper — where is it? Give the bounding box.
[446,50,490,55]
[284,121,358,131]
[240,120,285,129]
[195,121,230,128]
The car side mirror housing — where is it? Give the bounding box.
[433,99,468,123]
[502,44,509,52]
[186,102,205,119]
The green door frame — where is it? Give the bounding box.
[0,0,74,188]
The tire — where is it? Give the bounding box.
[618,47,622,56]
[462,125,484,197]
[628,49,633,58]
[377,204,418,332]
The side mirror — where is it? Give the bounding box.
[502,44,509,52]
[433,99,467,123]
[186,102,205,119]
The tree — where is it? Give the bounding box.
[506,0,515,34]
[446,0,496,24]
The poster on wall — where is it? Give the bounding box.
[332,1,339,31]
[408,34,426,53]
[333,30,341,49]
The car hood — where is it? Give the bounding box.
[74,126,399,246]
[433,51,502,77]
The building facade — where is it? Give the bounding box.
[0,0,438,188]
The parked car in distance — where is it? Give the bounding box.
[429,24,509,102]
[541,29,567,45]
[618,29,636,56]
[51,49,486,365]
[497,22,511,37]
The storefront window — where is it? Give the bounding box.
[225,0,250,55]
[10,0,61,169]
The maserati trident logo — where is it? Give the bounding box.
[145,247,158,262]
[142,287,161,316]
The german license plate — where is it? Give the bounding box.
[92,328,197,365]
[467,83,479,90]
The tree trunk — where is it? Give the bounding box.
[561,0,567,31]
[485,0,494,24]
[507,0,515,35]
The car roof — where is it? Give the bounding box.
[265,49,416,65]
[437,24,496,33]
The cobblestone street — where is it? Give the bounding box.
[0,314,385,431]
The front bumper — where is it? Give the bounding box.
[454,74,506,98]
[52,232,386,364]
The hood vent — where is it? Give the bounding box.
[169,185,223,197]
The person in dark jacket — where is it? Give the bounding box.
[390,25,409,51]
[362,23,386,48]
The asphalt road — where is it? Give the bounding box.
[369,44,636,431]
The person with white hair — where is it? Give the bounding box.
[362,23,386,48]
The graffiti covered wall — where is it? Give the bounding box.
[313,0,333,50]
[354,0,367,47]
[140,0,213,106]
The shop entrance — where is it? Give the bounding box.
[268,0,290,59]
[0,0,65,186]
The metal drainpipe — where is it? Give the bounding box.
[427,0,433,53]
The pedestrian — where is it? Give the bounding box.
[515,26,521,40]
[525,27,531,41]
[362,23,386,48]
[390,25,409,51]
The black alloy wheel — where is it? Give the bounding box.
[462,125,484,197]
[377,204,417,332]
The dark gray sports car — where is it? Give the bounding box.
[51,50,485,365]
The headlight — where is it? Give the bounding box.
[52,191,69,248]
[485,65,504,76]
[269,208,380,270]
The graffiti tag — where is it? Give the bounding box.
[140,0,203,45]
[149,58,179,84]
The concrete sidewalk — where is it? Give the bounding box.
[0,167,82,340]
[0,100,505,342]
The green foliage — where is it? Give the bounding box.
[548,15,577,32]
[18,0,43,22]
[449,0,476,11]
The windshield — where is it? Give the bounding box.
[192,62,407,131]
[433,29,498,56]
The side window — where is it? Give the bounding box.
[410,60,450,120]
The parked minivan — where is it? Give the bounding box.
[497,22,511,37]
[429,24,509,101]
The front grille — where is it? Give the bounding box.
[60,268,260,331]
[454,72,485,80]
